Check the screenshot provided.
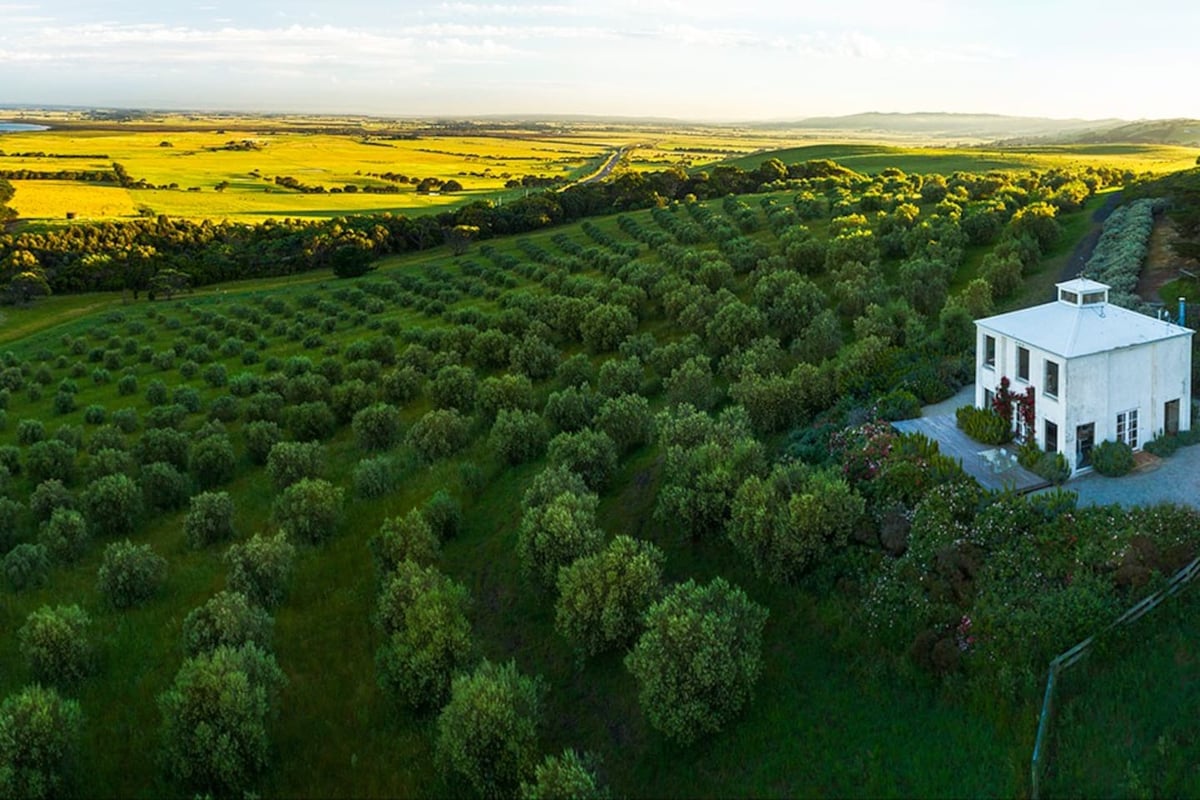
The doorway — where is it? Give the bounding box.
[1076,423,1095,469]
[1165,399,1180,436]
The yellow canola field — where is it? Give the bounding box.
[9,180,137,220]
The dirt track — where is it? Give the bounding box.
[1058,191,1123,282]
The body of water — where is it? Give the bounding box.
[0,122,50,132]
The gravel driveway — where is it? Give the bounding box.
[1056,445,1200,510]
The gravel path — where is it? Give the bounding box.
[1053,445,1200,510]
[1058,191,1123,282]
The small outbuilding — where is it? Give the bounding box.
[974,278,1193,476]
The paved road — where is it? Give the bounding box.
[565,147,626,189]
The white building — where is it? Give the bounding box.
[974,278,1193,476]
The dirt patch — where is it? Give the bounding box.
[1138,217,1200,301]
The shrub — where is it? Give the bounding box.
[266,441,324,489]
[84,447,135,483]
[955,404,1012,445]
[407,409,471,462]
[519,750,608,800]
[202,363,228,388]
[184,491,235,549]
[81,473,142,538]
[3,544,51,591]
[625,578,768,744]
[1033,451,1071,485]
[208,394,240,422]
[225,533,296,609]
[330,378,377,423]
[0,684,82,800]
[430,364,478,412]
[352,402,403,451]
[181,591,273,656]
[16,418,45,445]
[37,509,90,564]
[544,386,598,433]
[877,388,923,422]
[173,386,201,413]
[117,373,138,396]
[370,509,440,575]
[1092,439,1135,476]
[243,421,284,466]
[82,404,107,425]
[595,393,652,454]
[435,660,544,799]
[555,535,664,658]
[96,539,166,608]
[353,455,401,499]
[157,643,285,797]
[145,378,169,405]
[18,605,93,687]
[272,478,344,544]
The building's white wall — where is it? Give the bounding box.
[975,322,1193,477]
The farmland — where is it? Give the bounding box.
[3,111,1198,226]
[3,142,1200,799]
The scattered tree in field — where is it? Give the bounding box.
[225,533,296,609]
[519,749,609,800]
[184,491,236,549]
[436,659,544,799]
[157,643,285,797]
[96,539,166,608]
[370,509,440,575]
[444,224,480,256]
[625,578,768,744]
[3,270,52,306]
[728,463,864,584]
[181,591,274,656]
[555,535,664,658]
[18,604,93,687]
[0,684,82,800]
[272,478,343,544]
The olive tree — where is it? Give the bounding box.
[157,643,285,798]
[352,402,403,451]
[181,591,274,656]
[370,509,440,575]
[489,409,549,466]
[436,659,544,799]
[517,475,604,589]
[265,441,324,489]
[36,508,89,564]
[272,478,343,545]
[82,473,142,538]
[18,604,93,687]
[555,535,664,658]
[625,578,768,744]
[546,429,617,493]
[96,539,167,609]
[184,491,236,549]
[0,684,83,800]
[225,533,296,609]
[519,749,608,800]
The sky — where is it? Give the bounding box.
[1,0,1197,121]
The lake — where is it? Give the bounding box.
[0,122,50,132]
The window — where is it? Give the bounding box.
[1060,289,1079,305]
[1045,420,1058,454]
[984,335,996,368]
[1117,409,1139,449]
[984,388,994,410]
[1082,291,1106,305]
[1044,360,1059,398]
[1017,346,1030,381]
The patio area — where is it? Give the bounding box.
[891,405,1050,494]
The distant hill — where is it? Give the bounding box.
[757,111,1123,139]
[1035,118,1200,147]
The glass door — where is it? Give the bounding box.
[1076,423,1095,468]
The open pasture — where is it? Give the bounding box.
[722,142,1200,176]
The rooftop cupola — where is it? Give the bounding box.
[1056,277,1110,308]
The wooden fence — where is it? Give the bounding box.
[1029,553,1200,798]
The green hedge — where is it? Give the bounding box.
[955,405,1011,445]
[1091,440,1134,476]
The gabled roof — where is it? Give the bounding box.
[976,293,1193,358]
